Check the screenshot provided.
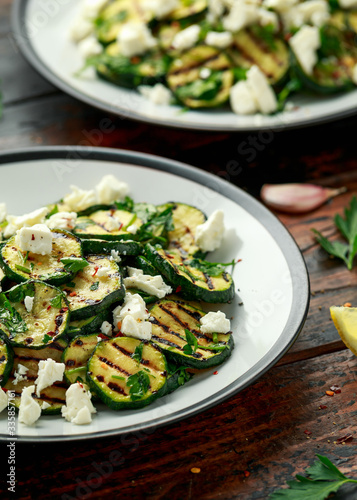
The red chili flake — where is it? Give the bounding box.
[319,405,328,410]
[330,385,341,394]
[47,331,55,337]
[131,56,141,64]
[284,33,292,41]
[213,371,218,375]
[243,471,250,478]
[336,434,353,444]
[77,381,84,388]
[326,390,335,397]
[175,285,182,293]
[118,222,123,231]
[304,429,312,435]
[92,266,99,277]
[60,307,68,313]
[47,305,51,311]
[69,291,77,297]
[31,234,35,240]
[98,333,108,339]
[237,259,242,263]
[114,331,124,337]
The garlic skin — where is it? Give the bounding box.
[261,183,346,214]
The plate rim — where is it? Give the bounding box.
[11,0,357,132]
[0,145,310,443]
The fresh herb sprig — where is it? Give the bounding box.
[127,370,150,401]
[61,257,89,274]
[269,454,357,499]
[183,329,198,355]
[312,196,357,270]
[187,258,236,277]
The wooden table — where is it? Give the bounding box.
[1,1,357,498]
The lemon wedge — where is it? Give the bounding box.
[330,306,357,355]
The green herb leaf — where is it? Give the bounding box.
[7,282,35,303]
[114,196,134,212]
[60,257,89,274]
[90,281,99,291]
[42,333,53,344]
[269,454,357,499]
[15,264,31,275]
[112,374,126,381]
[0,294,28,335]
[311,229,349,268]
[132,342,144,363]
[126,371,150,401]
[182,329,198,355]
[50,293,63,309]
[187,258,235,277]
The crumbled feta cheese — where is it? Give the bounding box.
[138,83,172,105]
[195,209,225,252]
[100,320,113,336]
[0,388,8,412]
[96,265,112,278]
[4,207,49,238]
[258,8,279,29]
[95,174,130,204]
[35,359,65,397]
[61,382,96,424]
[207,0,225,20]
[205,31,233,48]
[106,216,122,232]
[200,311,231,334]
[172,24,200,51]
[117,21,157,57]
[113,293,150,324]
[69,16,94,42]
[121,315,152,340]
[282,0,330,28]
[63,185,97,212]
[0,203,6,223]
[263,0,298,13]
[339,0,357,7]
[13,363,29,385]
[80,0,108,19]
[110,250,121,263]
[353,64,357,85]
[16,224,53,255]
[78,35,103,58]
[46,211,78,231]
[124,267,172,298]
[200,68,212,79]
[24,296,34,313]
[18,385,41,426]
[230,80,258,115]
[223,1,260,32]
[126,223,140,234]
[42,401,51,410]
[246,65,278,114]
[289,25,320,75]
[141,0,179,19]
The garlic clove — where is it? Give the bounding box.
[260,183,347,214]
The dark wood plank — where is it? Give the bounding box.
[7,350,357,499]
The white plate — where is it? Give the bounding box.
[12,0,357,131]
[0,147,309,442]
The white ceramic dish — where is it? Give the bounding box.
[0,147,309,442]
[12,0,357,131]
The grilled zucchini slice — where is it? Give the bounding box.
[0,281,69,348]
[0,229,83,285]
[67,309,111,337]
[167,46,234,108]
[145,245,235,303]
[0,337,14,386]
[87,337,167,409]
[63,334,100,385]
[156,202,206,256]
[228,26,289,86]
[4,340,68,414]
[61,255,125,320]
[81,238,141,256]
[150,299,233,369]
[74,208,142,241]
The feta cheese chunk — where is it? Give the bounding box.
[121,315,152,340]
[80,0,108,19]
[200,311,231,334]
[106,216,122,231]
[18,385,41,426]
[35,359,65,397]
[16,224,53,255]
[24,296,34,313]
[124,267,173,298]
[117,21,157,57]
[113,293,150,325]
[95,174,130,204]
[339,0,357,7]
[0,388,8,413]
[141,0,179,19]
[172,24,200,51]
[63,185,97,212]
[46,211,78,231]
[230,80,258,115]
[96,265,112,278]
[61,382,96,424]
[282,0,330,28]
[289,25,320,75]
[138,83,172,105]
[13,363,29,385]
[126,223,140,234]
[78,35,103,58]
[205,31,233,48]
[100,321,113,336]
[4,206,49,238]
[246,65,278,114]
[110,250,121,263]
[195,209,225,252]
[223,1,260,32]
